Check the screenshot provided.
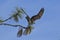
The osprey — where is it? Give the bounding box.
[26,8,44,25]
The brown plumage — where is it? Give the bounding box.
[26,8,44,25]
[31,8,44,22]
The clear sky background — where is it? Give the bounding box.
[0,0,60,40]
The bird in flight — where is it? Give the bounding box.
[26,8,44,25]
[17,8,44,37]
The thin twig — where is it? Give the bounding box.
[0,23,26,29]
[3,16,13,22]
[2,13,19,22]
[2,9,28,22]
[24,11,29,16]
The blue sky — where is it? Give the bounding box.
[0,0,60,40]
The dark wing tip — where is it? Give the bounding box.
[40,8,44,12]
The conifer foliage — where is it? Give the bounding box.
[0,7,44,37]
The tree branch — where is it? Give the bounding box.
[3,16,13,22]
[0,23,26,29]
[2,13,19,22]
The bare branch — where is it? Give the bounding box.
[0,23,26,29]
[3,16,13,22]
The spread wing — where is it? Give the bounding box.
[25,8,44,25]
[31,8,44,22]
